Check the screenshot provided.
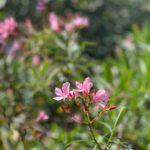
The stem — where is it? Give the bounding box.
[91,110,104,124]
[105,129,114,150]
[86,111,101,150]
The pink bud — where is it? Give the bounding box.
[35,111,49,122]
[32,55,41,65]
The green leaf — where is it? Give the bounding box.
[114,106,126,128]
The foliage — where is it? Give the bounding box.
[1,0,150,57]
[93,49,150,149]
[0,1,150,150]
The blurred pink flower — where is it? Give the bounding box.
[35,111,49,122]
[36,0,46,12]
[53,82,70,101]
[32,55,41,65]
[76,77,93,95]
[71,113,82,124]
[7,41,21,59]
[92,90,109,108]
[0,23,8,39]
[24,18,34,34]
[4,17,17,32]
[0,17,17,44]
[122,36,135,50]
[25,18,32,26]
[73,14,89,28]
[64,22,74,33]
[48,12,60,32]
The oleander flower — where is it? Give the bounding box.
[75,77,93,95]
[7,40,21,59]
[36,0,46,12]
[4,17,17,32]
[48,12,60,32]
[92,89,109,108]
[64,22,74,33]
[32,55,41,65]
[53,82,70,101]
[73,14,89,28]
[0,17,17,44]
[35,111,49,122]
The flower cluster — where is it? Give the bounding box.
[48,12,89,33]
[0,17,17,44]
[53,77,115,110]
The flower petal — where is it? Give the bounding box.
[55,88,63,97]
[62,82,70,95]
[53,97,63,101]
[98,102,106,108]
[83,77,93,92]
[75,81,82,90]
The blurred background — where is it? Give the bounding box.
[0,0,150,149]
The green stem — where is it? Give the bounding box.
[91,110,104,124]
[105,129,114,150]
[86,111,101,150]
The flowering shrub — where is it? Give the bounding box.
[1,1,150,149]
[0,17,17,44]
[53,77,116,149]
[48,12,89,33]
[0,8,98,149]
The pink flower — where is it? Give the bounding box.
[76,77,93,95]
[0,23,8,39]
[4,17,17,32]
[0,17,17,44]
[32,55,41,65]
[35,111,49,122]
[73,14,89,29]
[92,90,109,108]
[48,12,60,32]
[53,82,70,101]
[64,22,74,33]
[7,41,21,59]
[36,0,46,12]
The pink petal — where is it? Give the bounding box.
[53,97,63,101]
[43,115,49,120]
[96,90,109,101]
[83,77,93,92]
[64,22,74,32]
[62,82,70,95]
[55,88,63,96]
[83,77,93,87]
[98,102,106,108]
[35,111,49,122]
[75,81,83,90]
[92,89,109,105]
[69,89,79,99]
